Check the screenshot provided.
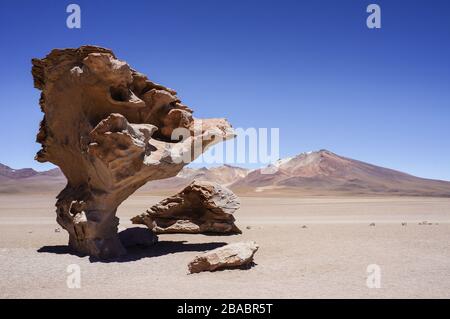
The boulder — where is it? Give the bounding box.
[131,181,241,234]
[32,46,234,258]
[118,227,158,247]
[188,241,259,273]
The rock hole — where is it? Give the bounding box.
[110,86,130,102]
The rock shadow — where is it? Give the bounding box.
[37,240,228,263]
[37,245,85,257]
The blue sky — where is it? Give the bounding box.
[0,0,449,180]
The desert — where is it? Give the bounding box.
[1,191,449,298]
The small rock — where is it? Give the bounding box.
[401,222,407,226]
[301,225,307,229]
[369,223,376,226]
[188,241,259,274]
[246,226,251,230]
[54,228,61,233]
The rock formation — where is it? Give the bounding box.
[32,46,234,258]
[131,181,241,234]
[188,241,259,273]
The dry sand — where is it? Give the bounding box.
[1,194,449,298]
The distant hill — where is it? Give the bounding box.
[2,150,450,197]
[139,164,249,194]
[0,163,60,179]
[231,150,450,197]
[0,162,249,195]
[0,163,65,194]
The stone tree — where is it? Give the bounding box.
[32,46,234,258]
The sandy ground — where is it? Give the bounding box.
[0,194,449,298]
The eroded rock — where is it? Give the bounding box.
[32,46,234,258]
[188,241,259,273]
[131,181,241,234]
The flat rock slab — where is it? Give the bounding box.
[188,241,259,274]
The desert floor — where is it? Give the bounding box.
[0,194,449,298]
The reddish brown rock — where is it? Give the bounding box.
[188,241,259,273]
[32,46,234,258]
[131,181,241,234]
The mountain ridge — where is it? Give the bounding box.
[2,150,450,197]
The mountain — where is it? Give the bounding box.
[0,163,62,179]
[0,163,65,193]
[231,150,450,197]
[2,150,450,197]
[139,164,249,194]
[180,165,249,185]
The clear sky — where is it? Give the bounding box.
[0,0,449,180]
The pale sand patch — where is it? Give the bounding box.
[0,194,449,298]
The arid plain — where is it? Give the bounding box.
[1,193,449,298]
